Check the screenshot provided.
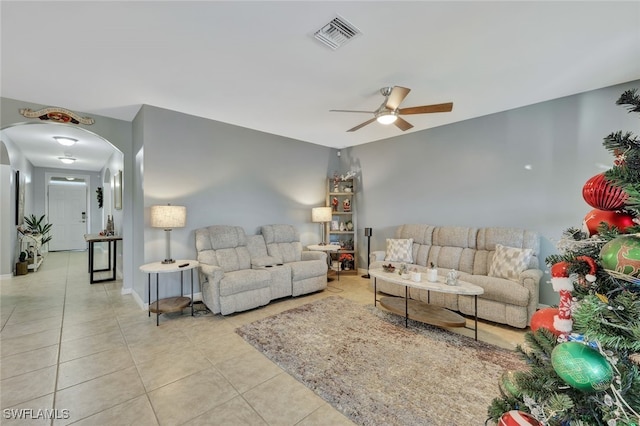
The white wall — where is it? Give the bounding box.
[0,133,35,276]
[347,80,640,306]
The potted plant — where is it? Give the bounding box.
[15,251,28,275]
[23,214,53,245]
[339,253,354,271]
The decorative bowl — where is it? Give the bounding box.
[382,264,395,273]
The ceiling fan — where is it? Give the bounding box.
[330,86,453,132]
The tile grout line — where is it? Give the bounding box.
[51,250,71,426]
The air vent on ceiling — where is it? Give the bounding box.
[314,15,361,50]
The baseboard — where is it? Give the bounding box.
[0,273,15,280]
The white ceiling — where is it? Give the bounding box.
[1,1,639,171]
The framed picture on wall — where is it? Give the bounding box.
[114,170,122,210]
[15,170,24,225]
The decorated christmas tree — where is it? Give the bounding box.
[488,89,640,426]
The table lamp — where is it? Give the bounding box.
[312,207,332,245]
[150,204,186,264]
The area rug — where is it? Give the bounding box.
[236,296,526,426]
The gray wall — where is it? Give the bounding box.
[347,80,640,306]
[135,105,336,302]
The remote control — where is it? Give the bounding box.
[178,263,189,268]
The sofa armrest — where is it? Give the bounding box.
[302,251,327,262]
[371,250,386,263]
[199,263,224,283]
[198,263,225,314]
[251,256,280,268]
[519,268,543,324]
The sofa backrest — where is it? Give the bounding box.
[246,234,269,259]
[474,227,540,275]
[194,225,251,272]
[261,224,302,263]
[395,224,540,274]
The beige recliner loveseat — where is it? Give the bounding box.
[195,224,327,315]
[370,224,543,328]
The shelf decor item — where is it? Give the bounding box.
[150,204,186,264]
[326,176,356,274]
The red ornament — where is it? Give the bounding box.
[551,261,569,279]
[583,209,634,235]
[530,307,560,336]
[498,410,541,426]
[582,173,627,211]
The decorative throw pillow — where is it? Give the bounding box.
[384,238,414,263]
[488,244,533,282]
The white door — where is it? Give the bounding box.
[48,185,87,251]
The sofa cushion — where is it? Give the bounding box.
[289,260,327,281]
[385,238,414,262]
[219,269,270,297]
[462,274,530,307]
[261,225,303,263]
[488,244,533,282]
[476,227,540,273]
[215,247,252,272]
[396,224,434,244]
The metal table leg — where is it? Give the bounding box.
[405,286,408,327]
[191,269,194,316]
[156,273,160,326]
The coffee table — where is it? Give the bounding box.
[369,268,484,340]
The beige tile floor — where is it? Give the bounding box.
[1,251,525,425]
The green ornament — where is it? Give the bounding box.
[600,234,640,277]
[499,371,521,398]
[551,342,613,392]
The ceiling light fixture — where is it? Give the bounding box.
[58,156,76,164]
[53,136,78,146]
[375,110,398,125]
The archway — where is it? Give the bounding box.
[0,122,123,276]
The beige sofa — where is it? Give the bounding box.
[370,224,543,328]
[195,224,327,315]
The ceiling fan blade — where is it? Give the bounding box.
[330,109,375,114]
[347,118,377,132]
[385,86,411,110]
[398,102,453,115]
[394,117,414,131]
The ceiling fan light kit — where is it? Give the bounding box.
[375,111,397,125]
[331,86,453,132]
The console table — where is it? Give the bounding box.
[369,268,484,340]
[139,260,199,326]
[84,234,122,284]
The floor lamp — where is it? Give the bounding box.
[362,227,372,278]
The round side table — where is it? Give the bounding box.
[307,244,340,281]
[139,260,199,326]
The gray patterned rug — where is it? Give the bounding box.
[236,296,525,426]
